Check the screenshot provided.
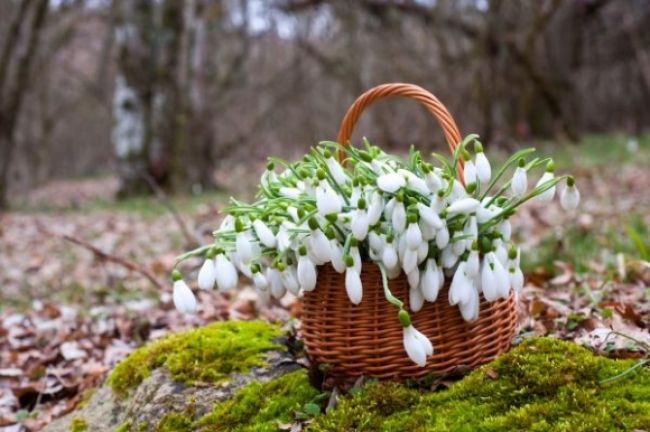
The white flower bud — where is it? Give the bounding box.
[377,172,406,193]
[511,167,528,197]
[446,198,480,215]
[173,280,196,314]
[560,184,580,210]
[420,259,440,302]
[215,254,238,291]
[345,266,363,305]
[403,325,427,367]
[197,258,216,290]
[463,160,477,185]
[392,202,407,234]
[253,219,276,248]
[409,284,424,312]
[535,172,556,202]
[297,255,317,291]
[475,152,491,184]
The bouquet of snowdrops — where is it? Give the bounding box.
[170,135,579,366]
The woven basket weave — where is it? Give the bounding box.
[300,83,519,383]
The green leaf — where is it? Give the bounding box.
[303,402,322,417]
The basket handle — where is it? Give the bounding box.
[336,83,464,180]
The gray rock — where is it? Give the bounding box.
[44,349,300,432]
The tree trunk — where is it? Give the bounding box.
[0,0,49,209]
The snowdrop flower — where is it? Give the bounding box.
[488,252,510,298]
[420,219,436,241]
[172,271,196,314]
[401,313,433,367]
[215,253,238,291]
[463,158,477,186]
[267,268,285,299]
[474,142,491,184]
[417,241,428,264]
[235,226,253,263]
[398,169,429,195]
[382,236,399,270]
[459,288,479,322]
[281,266,300,295]
[509,265,524,293]
[511,159,528,197]
[498,219,512,241]
[368,230,383,254]
[392,197,407,234]
[349,240,362,274]
[325,151,348,185]
[405,214,422,250]
[344,256,362,304]
[425,170,442,192]
[535,161,556,202]
[435,222,449,249]
[377,172,405,193]
[417,202,443,229]
[253,219,276,248]
[452,233,467,256]
[449,262,473,306]
[560,176,580,210]
[329,239,346,273]
[441,246,459,269]
[279,187,301,199]
[466,244,480,278]
[197,256,216,290]
[307,219,331,264]
[476,201,499,223]
[407,268,420,289]
[465,216,478,241]
[297,246,317,292]
[315,173,342,216]
[481,254,498,302]
[251,265,268,290]
[420,258,441,302]
[351,198,370,240]
[446,198,480,215]
[409,284,424,312]
[431,191,446,213]
[402,248,418,274]
[367,191,384,226]
[276,225,291,252]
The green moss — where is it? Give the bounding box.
[107,321,283,396]
[309,338,650,432]
[113,420,132,432]
[196,370,319,431]
[153,412,194,432]
[69,417,87,432]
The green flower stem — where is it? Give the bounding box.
[479,175,567,233]
[483,157,547,208]
[480,148,537,200]
[377,262,404,309]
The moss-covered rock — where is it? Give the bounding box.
[46,322,650,432]
[196,370,320,431]
[309,337,650,432]
[107,320,283,396]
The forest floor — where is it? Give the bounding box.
[1,135,649,430]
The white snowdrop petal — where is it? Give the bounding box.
[402,248,418,274]
[351,210,369,240]
[475,152,491,184]
[535,172,556,202]
[420,260,440,302]
[297,256,317,291]
[367,192,384,225]
[481,255,498,302]
[560,185,580,210]
[511,167,528,197]
[463,160,477,185]
[412,327,434,356]
[392,202,407,233]
[173,280,197,314]
[215,254,238,291]
[345,267,363,305]
[510,267,524,292]
[197,259,216,290]
[403,327,427,367]
[253,219,276,248]
[377,172,406,193]
[409,285,424,312]
[436,225,450,249]
[406,223,422,250]
[446,198,480,215]
[382,244,399,269]
[326,157,348,185]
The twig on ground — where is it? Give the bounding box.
[36,221,165,291]
[141,173,202,249]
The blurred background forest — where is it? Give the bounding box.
[2,0,650,204]
[1,1,650,429]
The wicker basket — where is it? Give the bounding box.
[300,83,519,384]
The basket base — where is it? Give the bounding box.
[300,264,519,387]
